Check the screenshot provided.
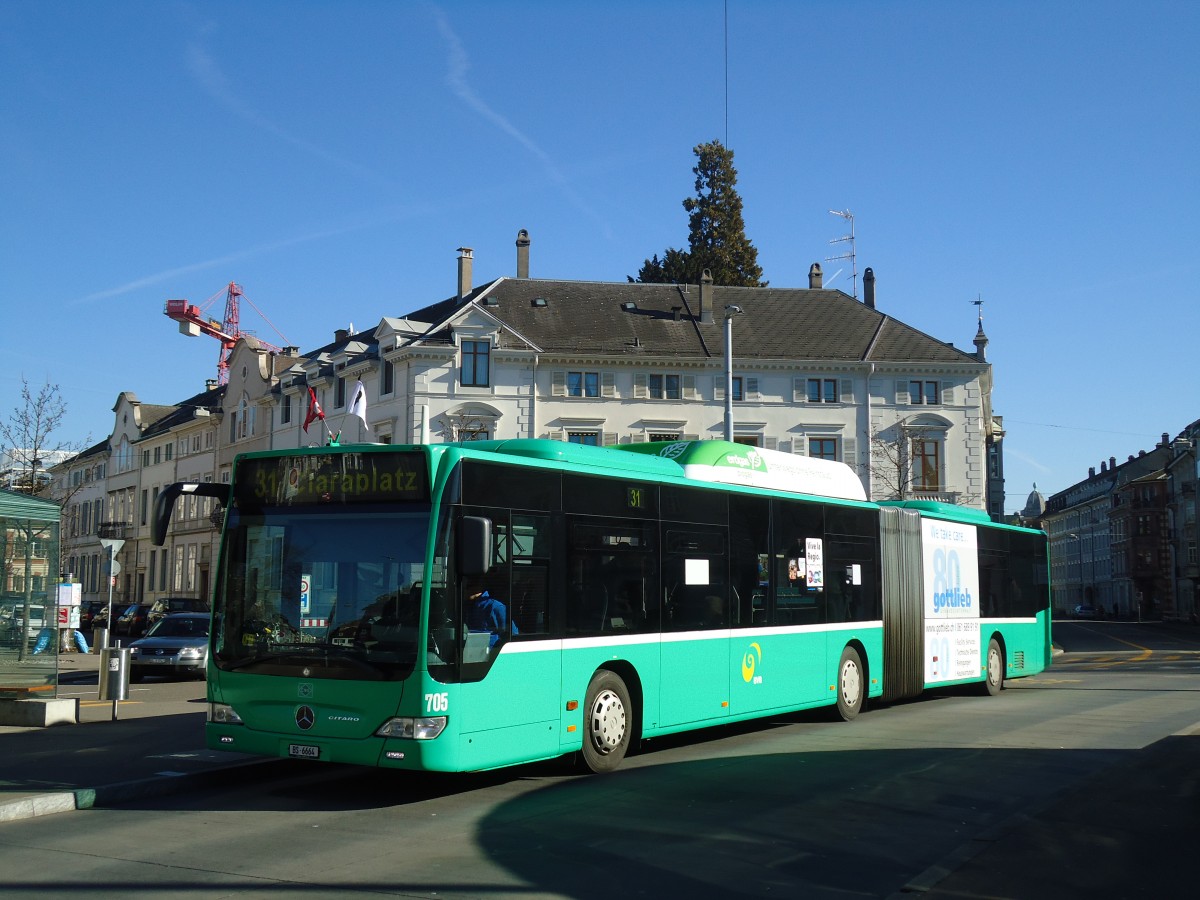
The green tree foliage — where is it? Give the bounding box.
[632,140,766,287]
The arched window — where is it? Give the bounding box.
[230,393,255,441]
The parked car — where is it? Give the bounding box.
[148,596,209,626]
[5,604,47,639]
[80,600,113,631]
[114,602,153,638]
[1073,604,1098,619]
[128,613,210,681]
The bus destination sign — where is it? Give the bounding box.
[236,452,429,508]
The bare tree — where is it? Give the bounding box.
[864,424,914,501]
[1,378,88,659]
[863,422,981,508]
[438,411,490,443]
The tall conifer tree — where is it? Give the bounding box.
[633,140,766,287]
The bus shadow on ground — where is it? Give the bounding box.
[474,742,1165,899]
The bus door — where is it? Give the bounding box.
[660,524,731,728]
[450,509,559,770]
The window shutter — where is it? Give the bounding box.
[763,435,777,450]
[633,373,649,399]
[793,437,807,456]
[941,384,955,405]
[601,372,616,398]
[842,437,858,466]
[629,432,648,443]
[547,428,565,441]
[793,375,807,402]
[839,379,853,403]
[682,374,698,400]
[896,380,910,404]
[552,371,566,396]
[746,377,761,400]
[714,376,725,401]
[682,433,699,442]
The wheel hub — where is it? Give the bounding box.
[841,661,861,705]
[589,688,626,754]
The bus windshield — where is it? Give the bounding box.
[212,506,433,680]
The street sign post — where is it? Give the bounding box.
[98,538,125,660]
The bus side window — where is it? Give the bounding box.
[511,566,549,634]
[729,495,769,628]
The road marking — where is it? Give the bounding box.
[79,700,143,707]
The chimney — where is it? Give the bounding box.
[516,229,530,279]
[334,328,349,342]
[1089,467,1096,478]
[457,247,474,300]
[863,267,876,309]
[808,262,823,289]
[1110,456,1117,469]
[699,269,714,324]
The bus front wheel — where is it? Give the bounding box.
[580,670,632,774]
[982,638,1004,696]
[835,646,865,721]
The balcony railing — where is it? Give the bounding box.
[97,522,128,540]
[909,490,962,504]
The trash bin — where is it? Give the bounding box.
[99,646,131,701]
[92,626,109,653]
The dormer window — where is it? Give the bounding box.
[461,340,490,387]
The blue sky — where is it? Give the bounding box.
[2,1,1197,509]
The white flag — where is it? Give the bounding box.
[348,380,370,430]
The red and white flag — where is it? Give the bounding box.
[303,387,325,433]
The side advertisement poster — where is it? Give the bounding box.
[922,518,981,684]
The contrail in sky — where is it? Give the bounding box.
[430,6,612,238]
[73,224,375,305]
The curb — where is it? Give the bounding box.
[0,757,281,823]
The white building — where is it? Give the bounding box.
[54,236,1005,609]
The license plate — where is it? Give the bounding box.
[149,657,168,664]
[289,744,320,759]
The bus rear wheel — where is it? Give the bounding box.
[835,646,865,721]
[982,638,1004,696]
[580,670,632,774]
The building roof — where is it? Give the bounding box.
[136,385,226,442]
[404,277,984,365]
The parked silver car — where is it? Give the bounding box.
[128,613,210,681]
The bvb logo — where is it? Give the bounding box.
[741,642,762,683]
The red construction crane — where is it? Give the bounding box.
[164,282,288,384]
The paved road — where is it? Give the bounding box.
[1,631,1198,898]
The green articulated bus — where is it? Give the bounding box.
[153,439,1051,774]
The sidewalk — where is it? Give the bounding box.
[0,651,269,822]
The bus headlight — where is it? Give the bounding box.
[208,702,244,725]
[375,716,447,740]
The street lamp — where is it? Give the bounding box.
[723,304,742,442]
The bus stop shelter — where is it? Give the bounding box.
[0,488,73,725]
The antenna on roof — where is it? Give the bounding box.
[826,210,857,299]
